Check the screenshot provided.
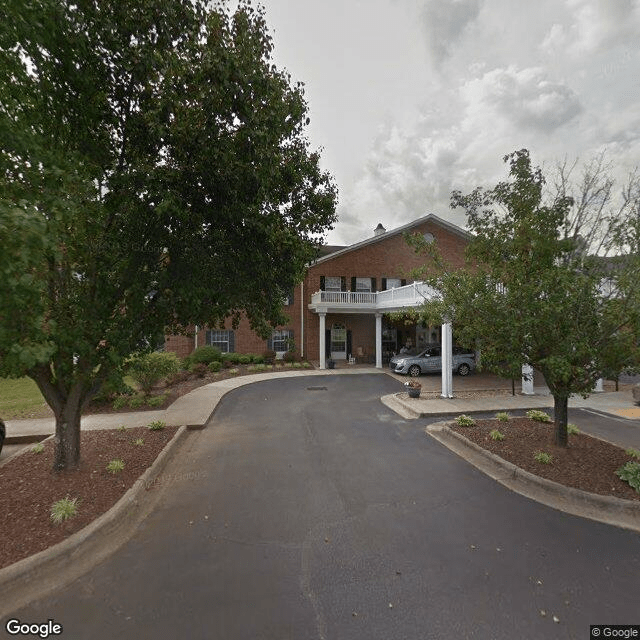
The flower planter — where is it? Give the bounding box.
[408,387,421,398]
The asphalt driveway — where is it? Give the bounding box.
[6,374,640,639]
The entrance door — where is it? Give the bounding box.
[330,323,347,360]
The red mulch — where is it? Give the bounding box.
[450,417,640,502]
[0,426,178,570]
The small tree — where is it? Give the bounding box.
[0,0,337,470]
[412,149,640,446]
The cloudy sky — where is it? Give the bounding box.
[258,0,640,245]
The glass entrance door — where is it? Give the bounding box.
[330,323,347,360]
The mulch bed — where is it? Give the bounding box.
[0,426,178,570]
[450,417,640,502]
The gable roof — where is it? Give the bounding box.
[311,213,471,265]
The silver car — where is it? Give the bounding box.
[390,345,476,377]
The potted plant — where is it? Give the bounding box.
[327,359,335,369]
[404,379,421,398]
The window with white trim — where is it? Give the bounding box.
[324,276,342,292]
[355,277,372,292]
[271,329,294,353]
[206,330,234,353]
[385,277,402,289]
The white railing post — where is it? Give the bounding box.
[521,364,534,395]
[375,313,383,369]
[441,321,453,398]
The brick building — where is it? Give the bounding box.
[165,213,470,368]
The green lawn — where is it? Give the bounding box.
[0,377,51,419]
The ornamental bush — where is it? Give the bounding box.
[127,351,181,393]
[189,345,222,365]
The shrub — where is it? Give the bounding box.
[301,362,312,369]
[251,354,265,364]
[146,393,167,408]
[117,425,127,432]
[128,394,146,409]
[489,429,505,441]
[127,351,181,393]
[455,414,475,427]
[106,459,125,473]
[616,461,640,493]
[112,396,128,410]
[221,352,241,364]
[190,362,209,378]
[248,363,268,372]
[166,370,190,386]
[238,354,252,365]
[208,360,222,373]
[93,369,134,403]
[189,345,222,365]
[495,412,510,422]
[148,420,166,431]
[567,423,580,435]
[50,497,79,524]
[625,448,640,460]
[292,362,303,369]
[262,350,276,365]
[283,350,298,363]
[526,410,552,423]
[133,438,144,446]
[228,368,239,375]
[534,451,552,464]
[32,442,44,454]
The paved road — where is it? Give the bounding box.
[6,375,640,639]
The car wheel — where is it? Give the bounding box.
[457,363,471,376]
[408,365,421,377]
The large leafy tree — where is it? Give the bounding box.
[412,150,640,446]
[0,0,337,469]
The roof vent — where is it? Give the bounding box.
[374,223,386,237]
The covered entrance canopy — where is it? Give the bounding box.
[308,282,455,398]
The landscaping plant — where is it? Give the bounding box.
[106,459,125,474]
[50,497,79,524]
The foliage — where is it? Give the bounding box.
[112,397,128,410]
[127,352,181,394]
[208,361,222,373]
[495,412,510,422]
[32,442,44,454]
[0,0,337,470]
[455,414,475,427]
[133,438,144,446]
[248,363,268,372]
[148,420,166,431]
[291,362,303,368]
[625,448,640,461]
[301,362,312,368]
[188,346,222,366]
[117,425,127,432]
[127,394,147,409]
[250,354,265,364]
[106,459,125,474]
[567,423,580,435]
[238,354,252,365]
[283,350,298,363]
[615,461,640,494]
[145,394,167,408]
[228,368,240,375]
[166,370,190,386]
[411,149,640,448]
[526,410,552,423]
[489,429,505,441]
[50,497,79,524]
[0,377,48,420]
[534,451,553,464]
[189,363,209,378]
[262,350,277,364]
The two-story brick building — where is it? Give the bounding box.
[165,213,471,370]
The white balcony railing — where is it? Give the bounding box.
[309,281,438,311]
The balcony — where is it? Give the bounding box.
[308,281,439,314]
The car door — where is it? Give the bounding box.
[421,346,442,372]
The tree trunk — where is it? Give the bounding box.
[553,394,569,447]
[53,398,83,470]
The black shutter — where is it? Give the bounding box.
[341,276,347,292]
[228,330,235,353]
[267,334,273,351]
[371,277,377,292]
[320,276,325,291]
[381,277,387,291]
[287,288,294,305]
[205,330,212,345]
[351,276,356,292]
[401,279,406,287]
[289,329,295,351]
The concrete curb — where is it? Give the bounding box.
[426,422,640,533]
[0,425,189,619]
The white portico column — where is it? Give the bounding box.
[375,313,383,369]
[521,364,534,395]
[441,321,453,398]
[319,313,326,370]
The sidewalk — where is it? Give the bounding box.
[3,368,638,444]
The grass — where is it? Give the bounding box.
[0,377,49,419]
[106,459,125,473]
[50,497,79,524]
